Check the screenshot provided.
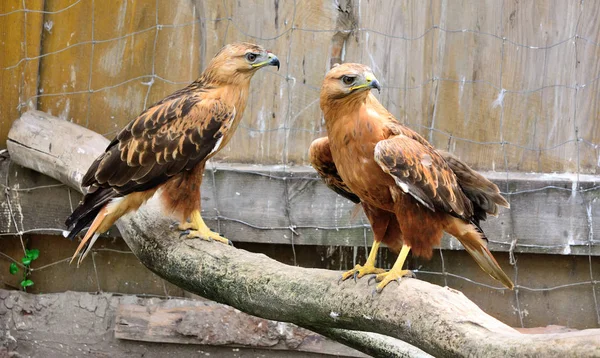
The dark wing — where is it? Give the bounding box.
[438,150,509,223]
[309,137,360,203]
[374,126,473,219]
[65,93,235,236]
[82,95,235,194]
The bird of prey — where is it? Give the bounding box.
[310,63,513,293]
[65,42,280,265]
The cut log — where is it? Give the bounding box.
[6,110,600,357]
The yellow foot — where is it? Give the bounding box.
[340,264,386,282]
[372,269,414,293]
[183,229,232,246]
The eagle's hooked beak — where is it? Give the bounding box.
[252,52,280,71]
[350,73,381,93]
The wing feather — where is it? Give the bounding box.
[309,137,360,204]
[374,126,473,219]
[438,150,509,223]
[85,94,235,197]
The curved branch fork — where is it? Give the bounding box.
[7,110,600,357]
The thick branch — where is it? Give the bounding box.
[6,110,600,357]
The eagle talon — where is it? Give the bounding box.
[367,275,380,286]
[374,269,413,293]
[340,264,386,283]
[179,229,191,238]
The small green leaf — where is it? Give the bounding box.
[20,279,34,288]
[9,263,18,275]
[27,249,40,261]
[21,257,31,266]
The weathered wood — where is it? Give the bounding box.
[0,0,44,149]
[115,297,432,357]
[115,298,370,357]
[4,1,600,174]
[0,289,369,358]
[4,111,600,258]
[7,116,600,357]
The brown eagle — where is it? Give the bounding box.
[310,63,513,292]
[66,43,280,265]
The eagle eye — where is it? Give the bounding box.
[342,75,356,85]
[245,53,258,62]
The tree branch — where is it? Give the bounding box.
[6,110,600,357]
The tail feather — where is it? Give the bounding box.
[66,187,117,230]
[70,205,109,266]
[452,222,514,289]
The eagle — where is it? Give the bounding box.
[310,63,513,293]
[65,42,280,265]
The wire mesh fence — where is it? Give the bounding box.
[1,0,600,329]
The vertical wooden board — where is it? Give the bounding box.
[354,1,411,99]
[432,130,504,171]
[501,45,546,92]
[439,0,501,35]
[500,91,543,171]
[280,2,337,165]
[574,29,600,174]
[501,0,579,47]
[378,88,405,126]
[86,0,157,134]
[543,41,577,87]
[145,80,184,106]
[214,75,289,164]
[292,0,338,32]
[503,141,580,174]
[431,81,503,159]
[87,82,149,137]
[406,26,436,94]
[22,1,45,108]
[154,1,203,84]
[93,0,156,41]
[437,31,502,86]
[205,0,296,165]
[90,28,155,89]
[404,81,435,139]
[37,0,92,127]
[536,87,577,173]
[0,0,44,149]
[0,7,25,149]
[199,1,231,64]
[358,1,412,37]
[578,0,600,45]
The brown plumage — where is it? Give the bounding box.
[66,43,280,265]
[310,63,512,292]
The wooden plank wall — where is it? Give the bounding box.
[2,0,600,173]
[0,0,44,147]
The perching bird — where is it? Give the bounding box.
[65,43,280,265]
[310,63,513,293]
